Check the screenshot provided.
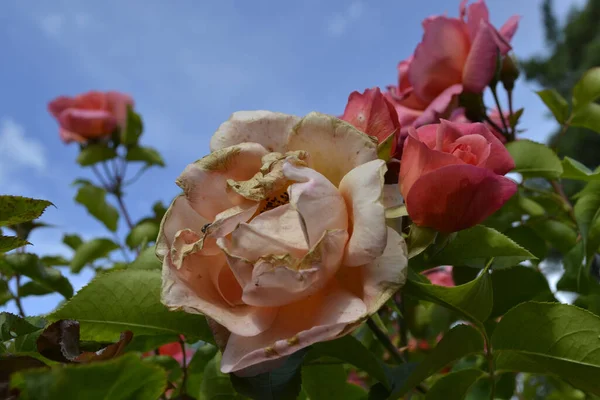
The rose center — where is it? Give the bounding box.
[449,143,478,165]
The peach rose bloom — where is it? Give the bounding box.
[157,111,408,375]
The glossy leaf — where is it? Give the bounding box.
[0,196,53,227]
[10,353,166,400]
[404,270,493,327]
[407,225,437,259]
[129,246,161,270]
[572,67,600,112]
[70,238,119,273]
[535,89,570,124]
[493,302,600,395]
[126,146,165,167]
[574,180,600,265]
[74,183,119,232]
[76,144,117,166]
[3,253,73,299]
[425,369,485,400]
[571,102,600,134]
[562,157,600,181]
[49,269,214,344]
[506,139,563,179]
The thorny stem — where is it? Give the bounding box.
[12,275,26,317]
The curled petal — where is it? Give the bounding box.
[220,281,366,374]
[176,143,268,220]
[162,254,277,337]
[210,111,300,153]
[406,164,518,232]
[283,162,348,247]
[339,160,387,266]
[241,229,348,307]
[286,112,378,186]
[409,17,470,104]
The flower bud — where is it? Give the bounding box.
[500,55,520,92]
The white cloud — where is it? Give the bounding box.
[327,1,364,37]
[39,13,65,37]
[0,118,47,188]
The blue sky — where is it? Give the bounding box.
[0,0,585,315]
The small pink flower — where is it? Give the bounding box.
[48,91,134,143]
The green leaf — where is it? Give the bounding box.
[74,183,119,232]
[529,219,578,255]
[571,102,600,134]
[490,266,554,318]
[306,334,389,388]
[200,352,245,399]
[562,157,600,181]
[186,344,218,396]
[404,269,493,327]
[503,226,548,261]
[70,238,119,273]
[3,253,73,299]
[407,225,437,259]
[302,364,348,400]
[0,312,40,341]
[129,246,161,270]
[493,302,600,395]
[421,225,534,269]
[509,108,524,129]
[556,242,600,295]
[230,348,307,400]
[0,196,53,227]
[63,234,83,250]
[425,369,486,400]
[40,255,70,267]
[126,146,165,167]
[18,281,53,297]
[126,220,159,249]
[0,235,29,253]
[49,269,214,344]
[536,89,570,124]
[142,355,182,382]
[506,139,563,179]
[574,181,600,264]
[11,353,166,400]
[572,67,600,112]
[122,107,144,146]
[76,144,117,166]
[390,324,484,398]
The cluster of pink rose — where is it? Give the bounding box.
[46,0,520,379]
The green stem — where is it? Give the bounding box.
[367,317,406,364]
[491,86,510,137]
[179,338,188,395]
[12,275,25,317]
[507,88,516,141]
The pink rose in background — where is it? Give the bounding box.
[422,266,455,287]
[48,91,134,143]
[385,0,519,130]
[399,120,517,233]
[158,111,408,375]
[341,87,403,158]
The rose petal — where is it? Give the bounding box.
[241,229,348,307]
[58,108,117,137]
[286,112,378,186]
[339,160,387,266]
[106,91,135,127]
[412,84,463,127]
[462,21,500,93]
[406,164,518,232]
[283,162,348,247]
[464,0,490,42]
[162,255,277,337]
[220,281,366,374]
[48,96,76,119]
[210,111,300,153]
[450,134,491,166]
[59,128,87,144]
[337,227,408,314]
[409,16,470,103]
[399,131,465,198]
[499,15,520,43]
[177,143,268,220]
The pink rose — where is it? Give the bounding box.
[385,0,519,130]
[399,120,517,233]
[157,111,408,375]
[341,87,402,158]
[48,91,134,143]
[422,266,455,287]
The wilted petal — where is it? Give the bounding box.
[283,162,348,247]
[406,164,518,232]
[220,281,366,374]
[462,21,500,93]
[210,111,300,153]
[286,112,378,186]
[176,143,268,220]
[241,229,348,307]
[162,254,277,337]
[409,17,470,104]
[339,160,387,266]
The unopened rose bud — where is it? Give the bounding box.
[501,55,520,92]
